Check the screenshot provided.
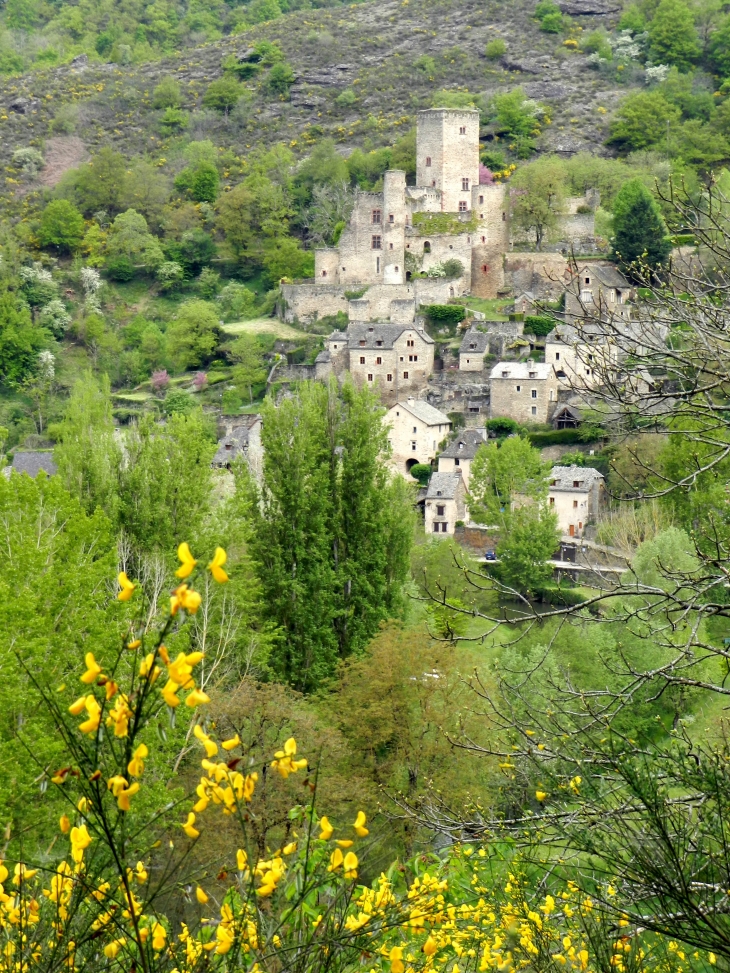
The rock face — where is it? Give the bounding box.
[70,53,89,68]
[558,0,621,12]
[522,81,571,99]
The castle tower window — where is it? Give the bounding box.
[432,180,436,187]
[376,356,382,364]
[395,266,399,271]
[321,270,327,276]
[459,126,466,135]
[367,374,373,381]
[462,178,469,191]
[389,213,394,223]
[359,357,365,364]
[426,156,432,166]
[479,195,484,204]
[359,340,365,346]
[372,209,381,224]
[403,371,409,379]
[423,241,431,253]
[482,264,488,273]
[389,243,393,250]
[502,212,506,221]
[387,373,392,381]
[459,201,468,212]
[371,235,382,249]
[555,352,560,360]
[376,256,380,272]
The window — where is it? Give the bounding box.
[466,359,470,364]
[479,195,484,204]
[359,356,365,365]
[376,256,380,273]
[400,356,404,362]
[407,339,414,347]
[423,241,431,253]
[584,276,590,284]
[389,213,394,223]
[459,126,466,135]
[454,458,460,466]
[359,339,365,346]
[502,212,506,221]
[389,242,393,250]
[531,406,537,415]
[403,371,409,379]
[462,178,469,191]
[333,344,338,349]
[372,235,381,249]
[531,389,537,399]
[501,371,509,378]
[482,264,488,273]
[555,352,560,360]
[376,339,383,347]
[376,356,382,365]
[573,480,581,488]
[372,209,381,224]
[437,504,445,516]
[610,289,616,303]
[549,497,555,505]
[387,373,392,382]
[426,156,432,166]
[367,373,373,382]
[573,500,578,508]
[442,523,448,532]
[321,270,327,277]
[433,523,439,533]
[515,385,521,392]
[581,290,593,303]
[459,201,468,212]
[413,426,417,434]
[411,442,417,451]
[529,371,537,379]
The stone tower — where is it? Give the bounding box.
[416,108,481,213]
[382,169,406,284]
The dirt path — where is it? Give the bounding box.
[38,136,89,187]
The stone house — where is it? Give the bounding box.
[564,263,633,324]
[545,323,619,390]
[316,320,435,404]
[385,398,451,474]
[548,465,604,538]
[437,427,487,491]
[424,470,467,536]
[459,327,490,371]
[212,415,263,478]
[489,361,559,425]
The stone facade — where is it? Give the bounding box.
[489,361,559,424]
[564,263,633,324]
[385,398,451,474]
[458,327,490,371]
[424,470,467,536]
[545,327,619,390]
[548,465,604,539]
[213,415,264,479]
[437,427,487,491]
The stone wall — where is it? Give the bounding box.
[416,108,480,213]
[386,404,451,474]
[504,252,569,300]
[280,282,349,324]
[490,372,559,424]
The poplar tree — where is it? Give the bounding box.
[240,379,413,691]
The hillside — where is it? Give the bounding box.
[0,0,634,197]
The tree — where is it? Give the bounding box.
[120,161,171,229]
[62,146,128,215]
[492,87,545,157]
[608,91,681,152]
[166,299,222,370]
[612,178,671,274]
[106,209,165,271]
[53,372,121,520]
[495,504,561,594]
[190,162,219,203]
[37,199,84,253]
[117,411,215,551]
[216,282,259,321]
[267,61,295,95]
[217,175,291,266]
[152,76,182,108]
[202,77,242,115]
[262,236,313,284]
[648,0,700,70]
[469,435,551,528]
[241,379,414,691]
[229,335,267,403]
[0,285,47,385]
[509,156,567,250]
[709,16,730,77]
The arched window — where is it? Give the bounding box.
[424,241,431,253]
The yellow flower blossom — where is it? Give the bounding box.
[170,583,202,616]
[128,743,148,777]
[271,737,307,778]
[59,814,70,834]
[536,790,547,801]
[151,922,166,950]
[208,546,229,583]
[319,815,334,839]
[69,825,91,863]
[222,733,240,751]
[195,886,208,904]
[343,851,358,879]
[194,724,218,757]
[328,848,344,872]
[78,696,101,735]
[186,688,211,708]
[176,542,197,579]
[353,810,368,837]
[183,812,199,839]
[162,680,181,708]
[117,571,136,601]
[80,653,102,685]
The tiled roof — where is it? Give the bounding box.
[10,451,57,478]
[490,361,555,380]
[347,322,434,349]
[549,465,604,490]
[459,329,489,355]
[425,471,463,500]
[395,399,451,426]
[440,428,487,459]
[213,423,258,466]
[576,263,631,289]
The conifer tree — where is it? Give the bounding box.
[612,179,671,277]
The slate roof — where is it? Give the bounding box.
[490,361,555,380]
[347,322,434,349]
[9,451,57,478]
[315,349,331,364]
[395,399,451,426]
[459,328,490,355]
[549,465,604,491]
[327,331,348,342]
[440,428,487,459]
[425,471,463,500]
[213,418,260,466]
[576,263,631,290]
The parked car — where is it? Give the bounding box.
[485,549,496,561]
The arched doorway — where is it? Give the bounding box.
[405,458,419,472]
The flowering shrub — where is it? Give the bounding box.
[0,546,716,973]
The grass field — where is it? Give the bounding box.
[221,318,308,340]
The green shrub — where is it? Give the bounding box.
[106,256,135,282]
[524,315,556,336]
[409,463,432,487]
[159,108,188,133]
[336,89,357,107]
[422,304,467,325]
[442,258,464,279]
[267,62,295,95]
[152,77,182,109]
[540,9,564,31]
[485,38,506,58]
[486,417,522,438]
[527,429,583,447]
